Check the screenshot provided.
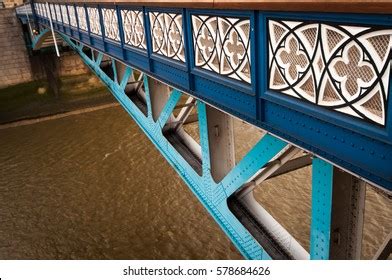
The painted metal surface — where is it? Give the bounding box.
[18,0,392,259]
[56,33,290,259]
[310,158,333,260]
[30,2,392,192]
[28,27,377,260]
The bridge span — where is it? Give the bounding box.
[14,0,392,260]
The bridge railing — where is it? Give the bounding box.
[30,1,392,192]
[17,1,392,260]
[15,4,32,15]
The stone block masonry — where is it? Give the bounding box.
[0,8,33,88]
[0,7,91,89]
[2,0,23,8]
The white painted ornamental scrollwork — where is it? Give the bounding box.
[149,12,185,62]
[34,3,40,17]
[121,9,146,50]
[68,5,77,28]
[60,5,69,25]
[268,20,392,125]
[102,8,120,42]
[192,15,251,84]
[41,4,44,17]
[76,6,88,32]
[54,4,61,23]
[49,4,56,21]
[34,3,38,15]
[87,7,102,36]
[41,3,47,19]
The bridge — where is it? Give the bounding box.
[14,0,392,260]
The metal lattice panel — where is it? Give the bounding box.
[68,5,77,28]
[41,3,47,19]
[268,20,392,125]
[34,3,40,17]
[87,7,102,36]
[192,15,251,84]
[49,3,56,22]
[121,9,146,50]
[34,3,42,16]
[76,6,87,32]
[102,8,120,42]
[149,12,185,62]
[54,4,61,23]
[60,5,69,25]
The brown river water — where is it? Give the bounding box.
[0,105,391,259]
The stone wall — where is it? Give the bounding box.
[0,8,33,88]
[58,52,91,77]
[2,0,23,8]
[0,7,91,89]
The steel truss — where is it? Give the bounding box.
[29,29,383,260]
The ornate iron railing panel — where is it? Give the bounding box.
[87,7,102,36]
[102,8,120,42]
[68,5,77,28]
[31,1,392,193]
[149,11,186,62]
[76,5,88,32]
[49,3,56,23]
[60,4,68,25]
[268,19,391,126]
[120,8,147,51]
[54,4,61,23]
[192,15,251,84]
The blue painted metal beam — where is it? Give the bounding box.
[24,27,358,260]
[59,34,291,259]
[310,158,334,260]
[28,3,392,192]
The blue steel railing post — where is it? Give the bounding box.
[116,5,126,61]
[144,7,152,72]
[58,3,63,27]
[251,11,262,123]
[181,8,191,90]
[98,5,106,51]
[74,4,80,39]
[65,3,70,33]
[184,9,194,91]
[387,74,392,134]
[85,4,92,46]
[75,4,82,42]
[182,9,193,90]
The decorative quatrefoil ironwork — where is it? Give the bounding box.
[269,20,392,126]
[76,6,88,31]
[87,7,102,36]
[192,15,251,84]
[102,8,120,42]
[121,9,146,50]
[149,12,185,62]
